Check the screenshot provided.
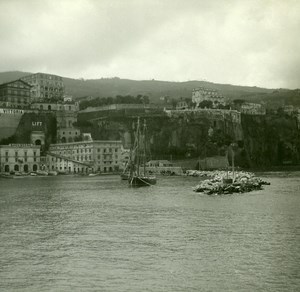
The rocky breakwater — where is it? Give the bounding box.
[192,170,270,195]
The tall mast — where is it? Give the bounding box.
[143,119,147,176]
[136,118,140,176]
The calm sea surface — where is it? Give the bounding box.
[0,173,300,292]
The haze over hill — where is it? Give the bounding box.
[1,71,299,107]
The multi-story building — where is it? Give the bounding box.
[240,103,266,115]
[31,100,80,143]
[192,87,226,108]
[48,140,122,173]
[0,144,40,173]
[46,152,92,174]
[0,80,32,108]
[30,101,79,111]
[176,100,189,110]
[21,73,64,101]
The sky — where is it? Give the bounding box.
[0,0,299,89]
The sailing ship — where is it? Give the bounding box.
[128,118,157,187]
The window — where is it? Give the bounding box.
[15,151,18,156]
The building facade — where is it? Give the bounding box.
[192,87,226,108]
[30,101,79,112]
[21,73,64,101]
[0,80,32,109]
[0,144,40,173]
[240,103,266,115]
[30,100,80,143]
[46,152,92,173]
[48,140,122,173]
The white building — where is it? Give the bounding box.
[192,87,226,108]
[0,144,40,173]
[241,103,266,115]
[48,140,122,173]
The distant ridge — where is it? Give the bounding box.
[1,71,299,107]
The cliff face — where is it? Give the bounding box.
[13,113,57,150]
[241,114,300,167]
[3,108,298,169]
[78,113,239,160]
[77,111,300,168]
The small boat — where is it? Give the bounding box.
[88,173,98,177]
[129,175,157,187]
[128,118,157,187]
[36,170,48,176]
[0,173,13,179]
[48,171,58,176]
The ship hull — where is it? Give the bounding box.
[128,176,157,187]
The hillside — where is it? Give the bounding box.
[1,71,299,106]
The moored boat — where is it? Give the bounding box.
[129,175,156,187]
[0,173,13,179]
[128,118,157,187]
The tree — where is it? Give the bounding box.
[198,100,213,109]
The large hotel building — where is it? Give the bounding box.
[47,140,122,173]
[21,73,64,101]
[0,80,32,108]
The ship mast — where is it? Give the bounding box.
[143,119,147,176]
[136,118,140,176]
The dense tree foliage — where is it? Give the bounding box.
[79,95,150,110]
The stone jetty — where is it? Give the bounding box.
[192,170,270,195]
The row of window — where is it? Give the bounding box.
[2,158,38,163]
[54,148,119,155]
[4,151,37,156]
[3,164,38,172]
[6,89,30,96]
[49,155,118,162]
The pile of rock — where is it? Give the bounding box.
[193,171,270,195]
[186,169,254,179]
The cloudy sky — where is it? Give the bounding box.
[0,0,299,88]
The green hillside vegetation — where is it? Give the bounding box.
[0,71,299,107]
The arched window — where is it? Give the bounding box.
[61,137,66,143]
[14,165,19,171]
[33,164,38,171]
[24,165,29,172]
[48,105,52,111]
[35,139,41,146]
[4,165,9,172]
